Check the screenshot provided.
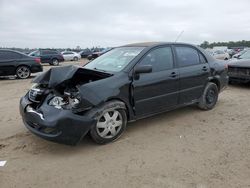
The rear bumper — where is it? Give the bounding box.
[31,65,43,73]
[19,95,95,145]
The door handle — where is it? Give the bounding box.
[170,72,177,78]
[202,66,208,71]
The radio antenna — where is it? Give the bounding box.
[175,30,184,42]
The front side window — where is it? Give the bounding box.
[84,47,144,72]
[138,47,173,72]
[175,46,200,67]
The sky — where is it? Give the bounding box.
[0,0,250,48]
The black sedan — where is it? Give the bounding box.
[0,49,43,79]
[19,42,228,145]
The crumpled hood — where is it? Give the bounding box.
[32,65,112,88]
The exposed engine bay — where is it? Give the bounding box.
[29,65,112,111]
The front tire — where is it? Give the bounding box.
[198,82,218,110]
[51,59,59,66]
[16,66,31,79]
[87,101,127,144]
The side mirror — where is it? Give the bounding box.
[134,65,152,74]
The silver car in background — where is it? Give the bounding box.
[61,51,81,61]
[212,50,230,60]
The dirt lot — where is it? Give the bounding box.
[0,60,250,188]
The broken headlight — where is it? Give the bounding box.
[48,87,81,110]
[48,96,66,109]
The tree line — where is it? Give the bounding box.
[200,40,250,49]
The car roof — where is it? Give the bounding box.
[40,49,58,51]
[0,49,19,52]
[121,42,197,47]
[0,49,25,54]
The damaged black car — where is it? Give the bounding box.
[20,42,228,145]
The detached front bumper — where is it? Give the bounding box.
[19,95,96,145]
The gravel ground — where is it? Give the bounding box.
[0,60,249,188]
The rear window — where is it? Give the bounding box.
[42,50,59,55]
[0,51,22,60]
[175,46,200,67]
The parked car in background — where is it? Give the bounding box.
[80,49,92,58]
[0,49,43,79]
[20,42,228,145]
[233,49,250,60]
[87,48,113,60]
[212,50,230,60]
[232,49,248,59]
[213,46,228,52]
[228,60,250,83]
[228,50,250,83]
[29,49,64,66]
[61,51,81,61]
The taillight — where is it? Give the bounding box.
[224,63,228,73]
[35,58,41,64]
[224,63,228,69]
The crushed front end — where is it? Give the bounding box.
[19,66,112,145]
[20,84,95,145]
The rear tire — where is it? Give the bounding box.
[16,66,31,79]
[198,82,218,110]
[86,101,127,144]
[73,57,78,61]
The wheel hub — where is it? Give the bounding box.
[96,110,123,139]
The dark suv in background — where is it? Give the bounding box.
[80,49,92,58]
[0,49,43,79]
[29,49,64,66]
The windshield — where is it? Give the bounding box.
[29,50,40,57]
[84,47,144,72]
[240,50,250,59]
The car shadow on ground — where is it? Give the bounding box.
[0,75,37,81]
[229,82,250,89]
[11,105,202,156]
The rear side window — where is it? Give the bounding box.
[0,51,22,60]
[175,46,200,67]
[42,50,58,55]
[139,47,173,72]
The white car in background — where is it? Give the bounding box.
[212,50,230,60]
[61,51,81,61]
